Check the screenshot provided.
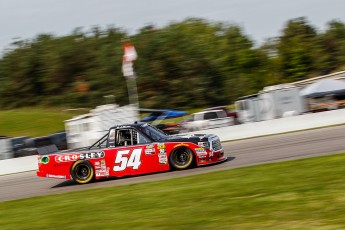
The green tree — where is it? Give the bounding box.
[316,20,345,73]
[277,17,318,81]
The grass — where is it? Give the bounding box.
[0,107,86,137]
[1,153,345,229]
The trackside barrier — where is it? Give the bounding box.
[191,108,345,140]
[0,155,37,175]
[1,108,345,175]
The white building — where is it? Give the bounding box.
[65,104,139,148]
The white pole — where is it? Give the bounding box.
[126,76,139,106]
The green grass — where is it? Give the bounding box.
[2,153,345,229]
[0,107,86,137]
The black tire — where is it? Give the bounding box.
[71,160,94,184]
[169,147,194,170]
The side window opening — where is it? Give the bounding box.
[204,112,218,120]
[116,129,144,146]
[116,129,131,146]
[108,128,152,147]
[217,110,227,118]
[108,129,116,147]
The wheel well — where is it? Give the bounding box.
[70,160,95,180]
[169,147,197,167]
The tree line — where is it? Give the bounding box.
[1,17,345,110]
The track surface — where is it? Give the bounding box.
[1,125,345,201]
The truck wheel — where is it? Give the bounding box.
[169,148,194,170]
[71,160,94,184]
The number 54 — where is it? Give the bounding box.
[113,149,142,171]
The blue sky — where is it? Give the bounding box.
[1,0,345,53]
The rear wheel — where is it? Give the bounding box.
[71,160,94,184]
[169,147,194,170]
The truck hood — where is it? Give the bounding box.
[162,133,217,144]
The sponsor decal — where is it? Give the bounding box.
[55,154,80,162]
[158,154,168,164]
[95,160,109,176]
[198,156,206,160]
[174,143,189,148]
[209,152,214,158]
[94,160,106,169]
[145,148,155,155]
[80,151,105,160]
[158,148,166,155]
[157,143,166,149]
[55,152,104,163]
[195,147,207,157]
[46,174,66,179]
[146,144,154,149]
[195,147,206,153]
[96,167,110,177]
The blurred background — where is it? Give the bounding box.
[1,0,345,158]
[2,16,345,109]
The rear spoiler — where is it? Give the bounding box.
[37,145,59,155]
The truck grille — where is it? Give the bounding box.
[211,138,222,151]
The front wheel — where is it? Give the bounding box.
[71,160,94,184]
[169,148,194,170]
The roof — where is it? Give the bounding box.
[193,109,224,115]
[300,79,345,98]
[203,106,228,111]
[237,93,259,100]
[109,122,146,130]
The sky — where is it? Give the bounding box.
[1,0,345,53]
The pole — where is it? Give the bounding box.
[126,76,139,106]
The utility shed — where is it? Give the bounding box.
[65,104,139,148]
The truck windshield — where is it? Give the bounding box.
[143,124,167,141]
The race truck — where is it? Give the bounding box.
[37,122,226,184]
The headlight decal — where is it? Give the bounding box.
[41,156,50,164]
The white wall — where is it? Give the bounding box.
[0,155,37,175]
[192,108,345,140]
[1,108,345,175]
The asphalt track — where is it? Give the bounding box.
[1,125,345,201]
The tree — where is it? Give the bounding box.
[1,17,345,110]
[277,17,318,81]
[316,20,345,73]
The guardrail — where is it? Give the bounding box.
[1,108,345,176]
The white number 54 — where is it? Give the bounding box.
[113,149,142,171]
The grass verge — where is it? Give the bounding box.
[0,107,85,137]
[1,153,345,229]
